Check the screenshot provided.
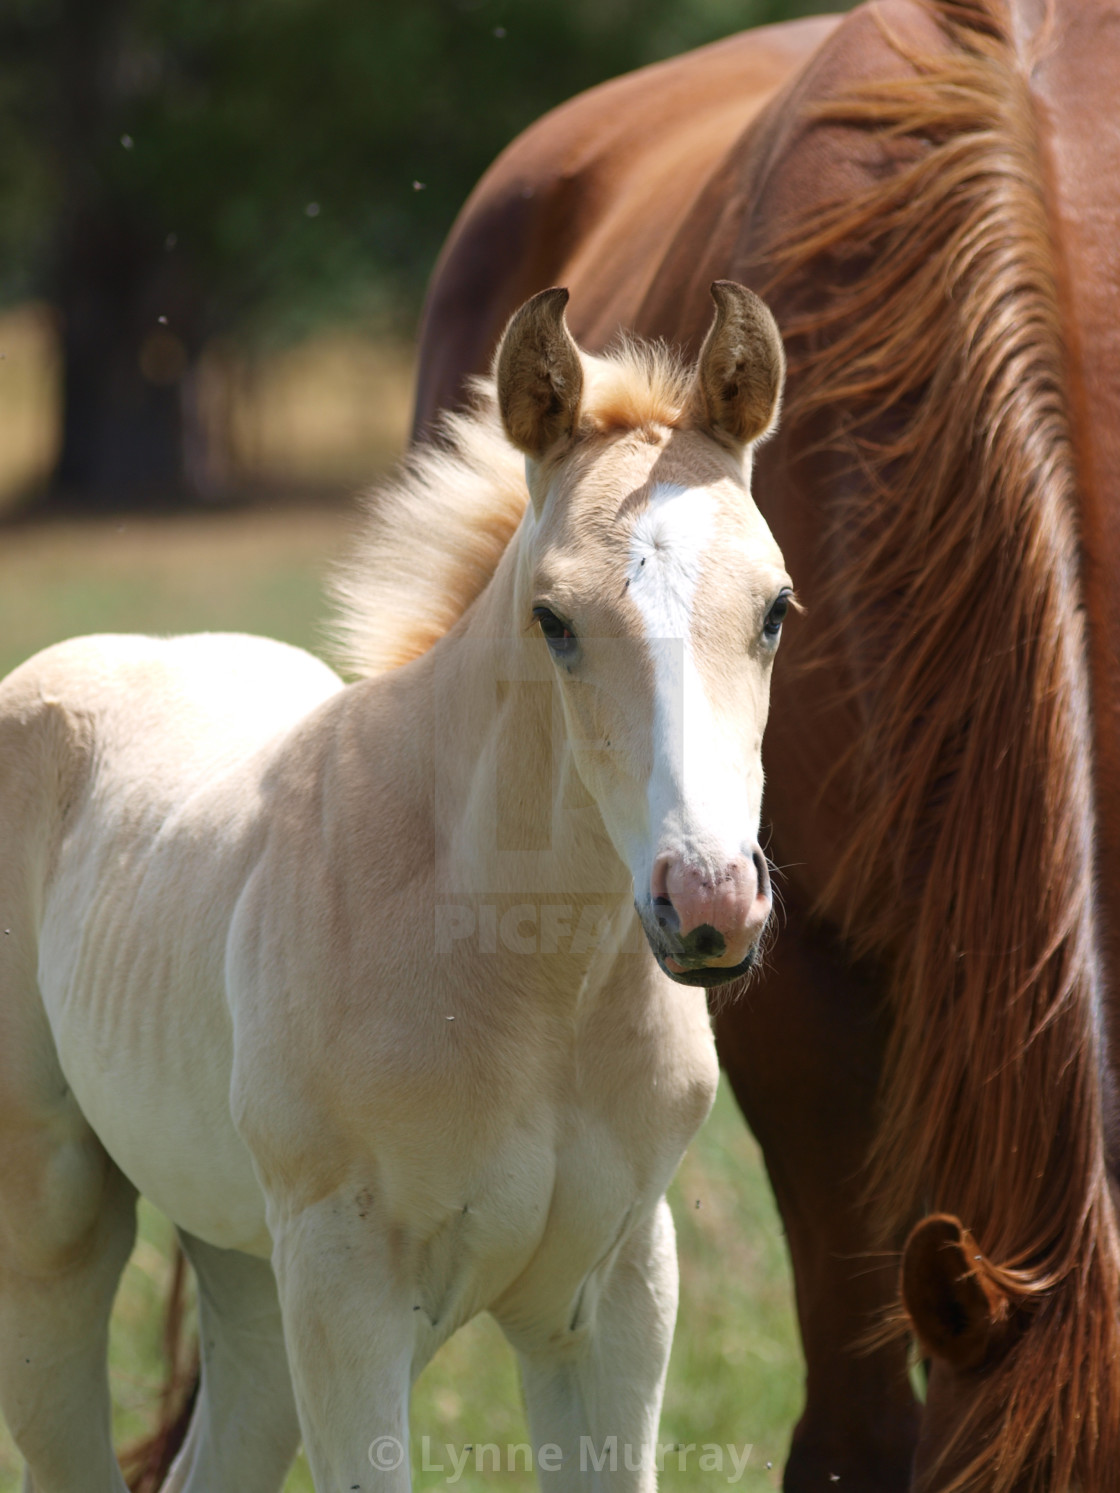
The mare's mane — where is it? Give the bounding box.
[330,341,691,679]
[766,2,1120,1488]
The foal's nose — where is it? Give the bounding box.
[651,848,772,971]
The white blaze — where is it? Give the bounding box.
[626,483,760,892]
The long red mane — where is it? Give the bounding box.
[766,3,1120,1487]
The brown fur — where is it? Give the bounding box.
[901,1214,1014,1373]
[120,1246,198,1493]
[690,281,784,448]
[495,286,585,458]
[765,3,1120,1488]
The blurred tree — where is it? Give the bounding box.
[0,0,849,507]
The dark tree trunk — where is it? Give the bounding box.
[47,0,209,509]
[53,210,205,505]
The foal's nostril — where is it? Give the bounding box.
[653,894,678,935]
[681,924,726,961]
[752,847,771,901]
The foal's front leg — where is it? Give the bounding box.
[501,1199,679,1492]
[271,1196,415,1491]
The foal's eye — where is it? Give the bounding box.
[533,606,578,660]
[763,590,792,641]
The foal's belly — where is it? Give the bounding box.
[30,634,346,1258]
[39,829,275,1255]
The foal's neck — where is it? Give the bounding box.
[423,520,637,972]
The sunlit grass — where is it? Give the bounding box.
[0,505,355,681]
[0,506,802,1490]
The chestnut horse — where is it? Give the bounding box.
[412,2,1120,1490]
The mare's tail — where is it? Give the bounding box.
[120,1245,199,1493]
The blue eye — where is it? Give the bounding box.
[763,590,792,641]
[533,606,578,660]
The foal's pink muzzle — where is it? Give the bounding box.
[646,848,772,986]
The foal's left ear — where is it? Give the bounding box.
[691,281,785,449]
[496,286,584,461]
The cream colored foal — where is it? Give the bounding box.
[0,283,790,1492]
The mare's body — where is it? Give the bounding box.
[412,4,1120,1489]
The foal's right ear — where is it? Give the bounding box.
[901,1214,1014,1372]
[496,287,584,462]
[691,281,785,450]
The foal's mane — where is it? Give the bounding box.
[767,2,1120,1488]
[330,343,691,678]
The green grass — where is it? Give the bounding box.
[0,507,803,1491]
[0,505,356,680]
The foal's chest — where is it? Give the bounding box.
[392,989,720,1341]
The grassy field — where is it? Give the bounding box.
[0,502,804,1490]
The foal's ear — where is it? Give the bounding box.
[691,281,785,449]
[496,286,584,461]
[901,1214,1013,1372]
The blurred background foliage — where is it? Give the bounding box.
[0,0,848,509]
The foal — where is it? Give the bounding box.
[0,283,790,1491]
